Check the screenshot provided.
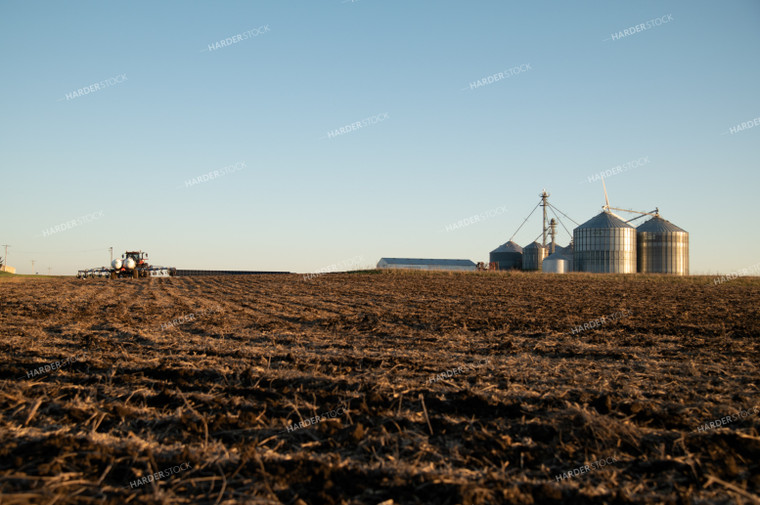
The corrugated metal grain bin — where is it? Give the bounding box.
[489,241,523,270]
[522,242,547,271]
[636,216,689,275]
[573,212,636,273]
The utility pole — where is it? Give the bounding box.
[31,259,35,274]
[1,244,8,271]
[109,247,113,263]
[48,266,52,276]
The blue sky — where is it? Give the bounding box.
[1,0,758,275]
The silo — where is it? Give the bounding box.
[489,241,523,270]
[636,216,689,275]
[553,243,570,255]
[573,212,636,273]
[522,242,547,271]
[542,252,570,273]
[564,242,575,272]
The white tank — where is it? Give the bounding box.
[542,252,570,273]
[111,259,123,269]
[124,257,136,270]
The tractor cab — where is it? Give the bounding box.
[123,251,148,266]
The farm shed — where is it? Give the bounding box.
[377,258,476,272]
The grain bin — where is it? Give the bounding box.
[553,243,572,256]
[489,241,523,270]
[542,252,570,273]
[636,216,689,275]
[573,212,636,273]
[522,242,547,271]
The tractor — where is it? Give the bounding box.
[111,251,151,278]
[77,250,176,279]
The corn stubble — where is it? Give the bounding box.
[1,272,759,504]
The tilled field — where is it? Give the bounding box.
[1,271,759,504]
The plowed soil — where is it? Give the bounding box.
[1,271,759,504]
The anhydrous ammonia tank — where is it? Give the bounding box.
[522,242,547,271]
[542,252,570,273]
[489,241,523,270]
[573,212,636,273]
[636,215,689,275]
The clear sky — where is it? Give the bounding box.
[1,0,758,275]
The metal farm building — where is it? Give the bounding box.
[377,258,477,271]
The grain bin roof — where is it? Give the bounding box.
[636,215,687,233]
[523,241,545,250]
[544,252,568,261]
[490,241,523,254]
[576,211,633,230]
